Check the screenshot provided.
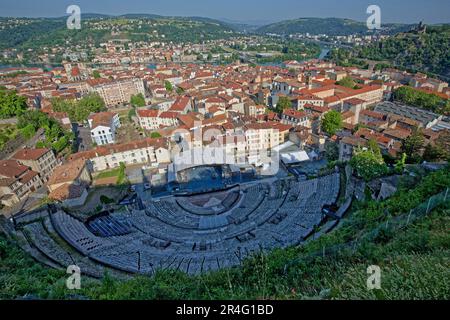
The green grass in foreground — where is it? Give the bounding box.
[95,168,121,180]
[94,163,126,185]
[1,205,448,300]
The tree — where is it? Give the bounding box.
[150,132,162,139]
[393,86,449,115]
[423,143,448,162]
[17,110,72,154]
[325,142,339,162]
[321,110,343,136]
[20,124,36,139]
[0,88,28,119]
[394,153,407,174]
[435,130,450,159]
[165,81,173,92]
[92,70,101,79]
[51,93,106,123]
[78,93,106,112]
[176,87,184,95]
[275,96,292,114]
[128,107,136,121]
[130,93,145,107]
[402,128,425,163]
[367,138,381,155]
[350,147,389,181]
[336,76,360,89]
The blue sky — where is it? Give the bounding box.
[1,0,449,24]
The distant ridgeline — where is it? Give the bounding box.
[256,17,413,36]
[0,15,237,51]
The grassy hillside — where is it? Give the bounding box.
[1,166,449,300]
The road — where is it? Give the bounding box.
[73,124,94,152]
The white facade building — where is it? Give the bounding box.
[88,112,121,146]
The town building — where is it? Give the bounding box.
[0,160,43,207]
[281,109,309,127]
[12,148,57,182]
[47,159,92,207]
[89,78,145,107]
[88,112,121,146]
[374,101,443,129]
[69,138,171,172]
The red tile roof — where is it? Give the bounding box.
[0,160,29,178]
[13,148,50,161]
[283,109,308,120]
[137,109,159,118]
[88,112,117,128]
[48,159,87,186]
[169,96,191,112]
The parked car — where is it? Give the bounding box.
[129,185,137,192]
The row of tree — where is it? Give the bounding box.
[393,86,450,115]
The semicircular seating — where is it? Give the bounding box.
[45,173,341,275]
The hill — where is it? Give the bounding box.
[256,17,411,36]
[327,24,450,79]
[0,15,237,51]
[359,25,450,78]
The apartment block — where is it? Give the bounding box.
[13,148,57,182]
[69,138,171,172]
[90,78,145,107]
[88,112,121,146]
